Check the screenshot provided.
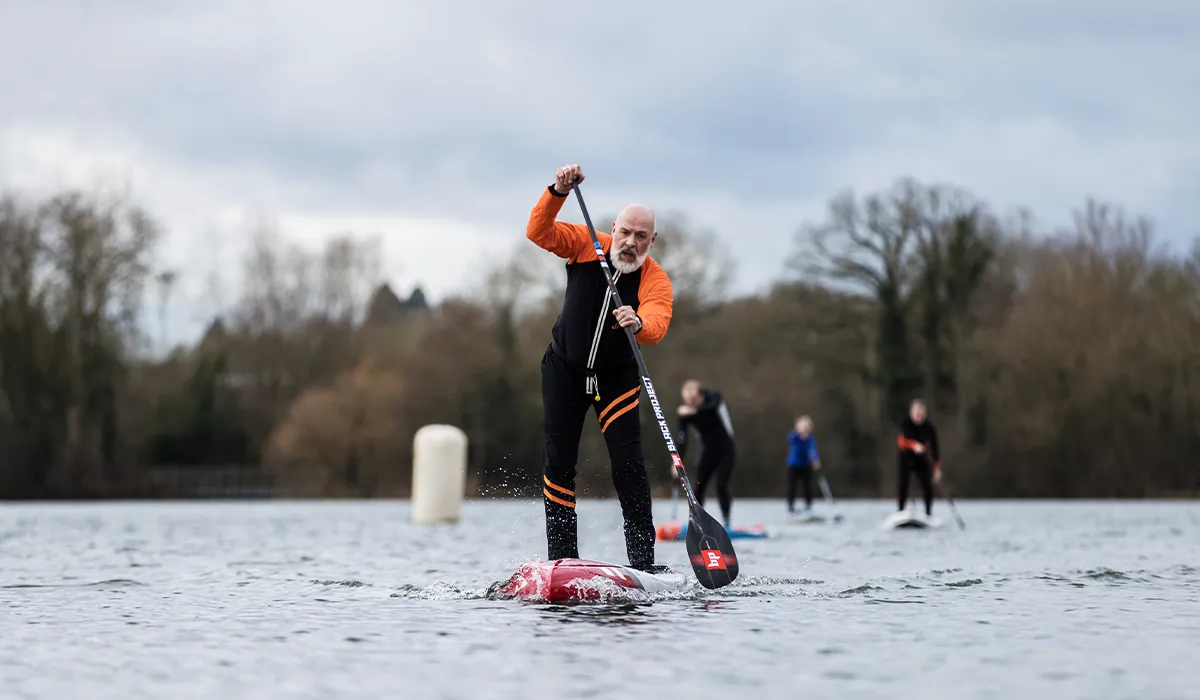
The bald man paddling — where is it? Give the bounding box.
[526,163,675,573]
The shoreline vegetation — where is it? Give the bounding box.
[2,177,1198,501]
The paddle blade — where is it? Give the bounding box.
[684,505,738,589]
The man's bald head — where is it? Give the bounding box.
[617,203,656,231]
[611,203,658,274]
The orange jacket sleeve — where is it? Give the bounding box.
[526,186,599,262]
[633,258,673,345]
[897,434,941,469]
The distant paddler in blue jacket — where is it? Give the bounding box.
[786,416,821,513]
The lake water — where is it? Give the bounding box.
[1,498,1197,699]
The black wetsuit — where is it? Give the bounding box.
[676,388,736,525]
[896,416,940,516]
[527,185,675,572]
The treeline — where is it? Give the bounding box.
[1,177,1197,500]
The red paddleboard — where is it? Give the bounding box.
[497,558,688,603]
[656,521,684,541]
[656,520,768,541]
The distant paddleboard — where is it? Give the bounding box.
[881,509,943,530]
[788,507,836,524]
[496,558,688,603]
[655,521,768,541]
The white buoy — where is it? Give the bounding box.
[411,424,468,524]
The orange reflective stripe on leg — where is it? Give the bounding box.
[597,386,639,423]
[543,475,575,497]
[601,398,639,433]
[543,488,575,508]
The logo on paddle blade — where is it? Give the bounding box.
[701,549,726,570]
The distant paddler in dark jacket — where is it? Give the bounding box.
[675,379,736,527]
[896,399,941,516]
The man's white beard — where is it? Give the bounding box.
[612,245,647,274]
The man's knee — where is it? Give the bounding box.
[719,453,735,481]
[601,418,643,456]
[543,436,580,472]
[604,427,646,473]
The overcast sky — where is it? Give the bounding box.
[1,0,1196,349]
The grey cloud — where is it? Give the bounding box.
[1,0,1197,305]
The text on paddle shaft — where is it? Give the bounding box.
[643,377,678,453]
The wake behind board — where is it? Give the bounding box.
[655,521,768,541]
[881,509,943,530]
[496,558,688,603]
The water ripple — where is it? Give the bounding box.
[0,498,1196,699]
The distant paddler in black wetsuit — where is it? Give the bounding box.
[674,379,736,528]
[896,399,941,517]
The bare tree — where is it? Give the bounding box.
[787,179,927,464]
[320,233,383,324]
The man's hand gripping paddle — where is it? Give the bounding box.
[570,182,738,590]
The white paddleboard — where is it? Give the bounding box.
[788,508,827,524]
[881,509,943,530]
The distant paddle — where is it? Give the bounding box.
[929,456,965,529]
[938,479,966,530]
[817,474,844,523]
[570,181,738,590]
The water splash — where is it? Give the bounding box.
[391,581,493,601]
[311,579,369,588]
[837,584,884,597]
[1079,568,1134,582]
[385,570,825,605]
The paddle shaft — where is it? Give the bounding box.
[938,480,967,529]
[569,184,702,507]
[818,474,835,504]
[923,453,965,529]
[817,472,844,521]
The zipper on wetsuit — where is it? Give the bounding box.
[584,270,620,400]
